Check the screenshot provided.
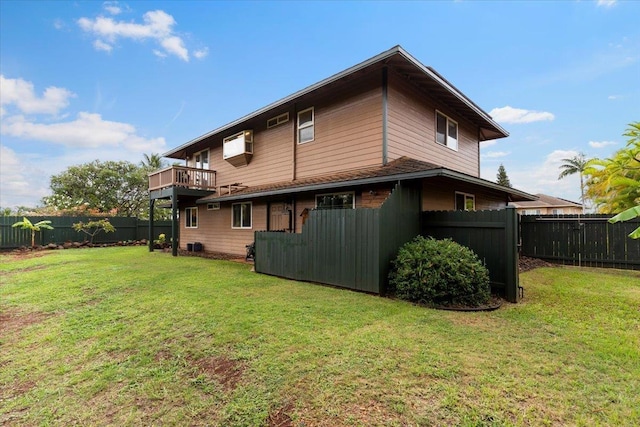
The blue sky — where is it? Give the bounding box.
[1,0,638,209]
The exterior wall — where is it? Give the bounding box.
[386,71,480,176]
[516,206,582,215]
[180,202,267,256]
[295,72,383,178]
[421,177,507,211]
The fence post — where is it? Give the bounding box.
[505,206,519,302]
[148,199,155,252]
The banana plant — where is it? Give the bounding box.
[11,217,54,247]
[608,206,640,239]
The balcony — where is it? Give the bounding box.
[148,166,217,199]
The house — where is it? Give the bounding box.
[148,46,535,257]
[510,194,583,215]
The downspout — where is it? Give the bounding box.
[477,128,481,178]
[382,67,388,166]
[292,104,297,181]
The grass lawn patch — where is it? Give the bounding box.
[1,247,639,426]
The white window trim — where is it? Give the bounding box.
[297,107,315,144]
[315,191,356,209]
[185,207,198,228]
[231,202,252,229]
[267,112,289,129]
[207,202,220,211]
[194,149,210,169]
[435,110,458,151]
[455,192,475,211]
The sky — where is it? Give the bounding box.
[1,0,638,210]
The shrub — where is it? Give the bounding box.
[389,236,490,307]
[72,219,115,243]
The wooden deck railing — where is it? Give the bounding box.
[148,166,217,191]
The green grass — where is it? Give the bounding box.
[1,247,639,426]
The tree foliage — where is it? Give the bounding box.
[558,152,588,213]
[12,217,54,247]
[72,219,116,243]
[43,160,148,217]
[585,122,640,214]
[496,164,512,187]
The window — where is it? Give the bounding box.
[436,111,458,151]
[232,202,252,229]
[195,149,209,169]
[315,192,355,210]
[524,209,542,215]
[267,112,289,128]
[207,202,220,211]
[552,209,564,214]
[185,207,198,228]
[297,107,314,144]
[455,192,475,211]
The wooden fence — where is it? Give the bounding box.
[255,183,421,294]
[422,207,520,302]
[520,214,640,270]
[0,216,172,249]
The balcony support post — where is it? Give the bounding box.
[148,198,155,252]
[171,187,179,257]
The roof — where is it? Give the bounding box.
[197,157,535,203]
[509,193,581,208]
[164,45,508,159]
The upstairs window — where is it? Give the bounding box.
[315,192,355,210]
[455,192,475,211]
[267,112,289,129]
[436,111,458,151]
[297,107,314,144]
[185,207,198,228]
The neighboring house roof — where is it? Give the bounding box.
[164,45,508,159]
[198,157,535,203]
[509,193,581,209]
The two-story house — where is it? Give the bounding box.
[149,46,534,256]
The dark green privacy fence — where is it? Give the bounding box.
[422,207,520,302]
[520,214,640,270]
[255,183,421,294]
[0,216,172,249]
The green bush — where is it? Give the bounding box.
[389,236,491,307]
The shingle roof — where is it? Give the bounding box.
[198,157,535,203]
[509,193,581,208]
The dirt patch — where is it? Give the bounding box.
[0,250,54,261]
[192,355,246,392]
[178,249,251,263]
[267,401,294,427]
[519,256,554,273]
[0,309,52,337]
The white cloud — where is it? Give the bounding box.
[0,75,75,116]
[0,146,49,209]
[489,106,555,124]
[77,9,201,62]
[589,140,617,148]
[481,151,510,159]
[2,112,166,152]
[93,39,113,52]
[597,0,617,8]
[53,19,65,30]
[480,140,498,148]
[103,1,123,15]
[194,47,209,59]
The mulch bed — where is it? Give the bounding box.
[519,256,554,273]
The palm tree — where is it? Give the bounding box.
[558,152,588,213]
[140,153,165,172]
[12,217,54,247]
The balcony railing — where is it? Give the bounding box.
[149,166,217,191]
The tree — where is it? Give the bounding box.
[72,219,116,243]
[586,122,640,238]
[43,160,148,217]
[140,153,166,172]
[558,152,588,213]
[12,217,54,247]
[496,164,512,187]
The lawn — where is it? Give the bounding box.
[1,247,639,426]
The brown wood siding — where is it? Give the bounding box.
[386,71,480,176]
[180,202,267,256]
[295,74,383,178]
[187,118,294,188]
[421,177,507,211]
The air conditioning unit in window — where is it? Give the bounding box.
[223,130,253,167]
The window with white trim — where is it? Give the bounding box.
[455,192,475,211]
[297,107,314,144]
[267,112,289,128]
[436,111,458,151]
[185,207,198,228]
[523,209,542,215]
[232,202,252,229]
[315,192,355,210]
[552,209,564,214]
